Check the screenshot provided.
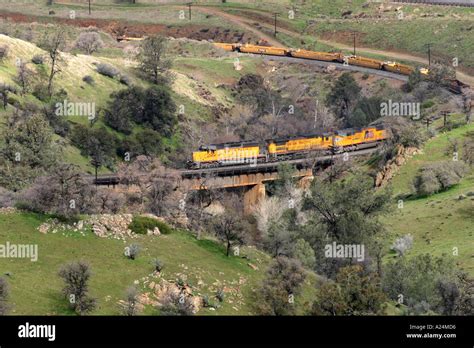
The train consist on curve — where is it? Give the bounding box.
[213,42,469,94]
[213,43,429,76]
[189,126,388,169]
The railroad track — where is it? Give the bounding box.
[90,147,379,186]
[392,0,474,6]
[257,55,409,82]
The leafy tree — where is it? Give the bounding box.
[141,85,177,137]
[138,35,171,84]
[104,85,176,138]
[301,175,391,277]
[382,253,470,314]
[70,125,118,170]
[42,89,71,136]
[0,113,59,191]
[326,73,361,121]
[104,86,143,134]
[235,73,270,116]
[311,265,387,315]
[253,257,306,315]
[292,238,316,269]
[347,96,383,128]
[58,261,97,315]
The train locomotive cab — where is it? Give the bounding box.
[191,141,263,169]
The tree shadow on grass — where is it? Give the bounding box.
[456,205,474,222]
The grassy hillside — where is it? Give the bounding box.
[0,211,318,315]
[382,122,474,276]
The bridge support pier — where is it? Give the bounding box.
[243,183,266,215]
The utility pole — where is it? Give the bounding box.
[274,13,278,36]
[353,31,356,56]
[188,3,192,21]
[427,43,432,66]
[88,0,91,15]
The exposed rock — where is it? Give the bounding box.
[375,146,421,187]
[147,227,161,236]
[89,214,134,240]
[0,207,19,214]
[247,263,259,270]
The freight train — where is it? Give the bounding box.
[214,43,429,77]
[189,126,388,169]
[215,43,474,94]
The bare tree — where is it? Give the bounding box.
[58,261,97,315]
[75,31,104,55]
[207,196,247,257]
[40,28,66,96]
[120,286,141,316]
[14,61,35,95]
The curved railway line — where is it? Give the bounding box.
[392,0,474,6]
[256,55,409,82]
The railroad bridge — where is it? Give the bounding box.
[94,149,377,213]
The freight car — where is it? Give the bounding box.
[347,56,385,70]
[237,44,288,56]
[290,49,344,63]
[189,126,388,169]
[382,62,415,75]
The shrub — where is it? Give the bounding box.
[391,234,413,256]
[0,45,9,61]
[153,259,164,272]
[119,74,132,86]
[121,286,140,316]
[414,161,468,196]
[129,216,172,235]
[125,244,140,260]
[216,288,225,303]
[96,63,120,79]
[82,75,95,85]
[158,291,194,316]
[75,31,104,55]
[58,261,97,315]
[0,187,16,208]
[31,54,44,65]
[32,83,50,101]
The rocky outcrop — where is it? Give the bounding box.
[139,278,203,314]
[89,214,134,240]
[375,146,422,187]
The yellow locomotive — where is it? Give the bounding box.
[189,126,388,169]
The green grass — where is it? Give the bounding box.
[390,122,474,196]
[382,122,474,276]
[0,211,317,315]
